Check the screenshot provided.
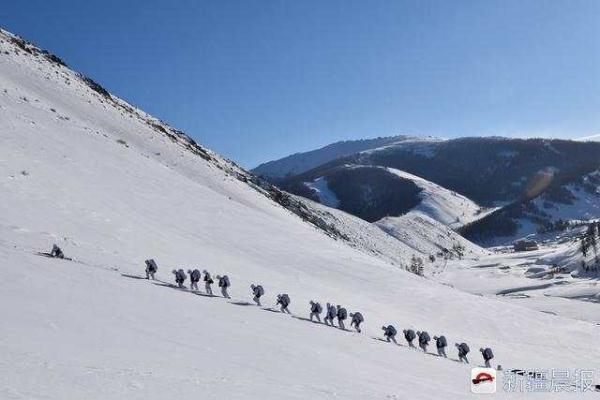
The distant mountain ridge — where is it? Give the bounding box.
[265,136,600,245]
[252,135,439,178]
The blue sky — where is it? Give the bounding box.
[2,0,599,167]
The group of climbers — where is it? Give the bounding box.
[153,259,496,367]
[163,266,229,298]
[306,302,363,332]
[380,325,494,365]
[43,246,496,368]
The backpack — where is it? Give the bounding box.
[387,325,397,336]
[404,329,416,341]
[327,306,336,318]
[178,269,186,281]
[337,308,347,320]
[419,331,430,344]
[483,348,494,360]
[312,303,322,313]
[436,335,447,348]
[353,312,364,323]
[191,270,201,281]
[460,343,470,355]
[146,259,158,272]
[204,273,211,282]
[281,294,290,306]
[256,285,264,296]
[223,275,230,287]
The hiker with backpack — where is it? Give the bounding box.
[433,335,447,357]
[276,294,291,314]
[455,342,470,363]
[382,325,398,344]
[416,331,431,353]
[203,270,214,295]
[50,244,64,259]
[172,269,187,288]
[349,312,364,333]
[324,303,336,326]
[309,301,322,322]
[480,347,494,368]
[145,259,158,280]
[251,284,264,306]
[403,329,416,348]
[188,269,201,291]
[216,275,231,298]
[336,305,348,330]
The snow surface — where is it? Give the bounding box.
[291,195,486,267]
[369,167,493,258]
[1,29,599,399]
[482,177,600,246]
[533,185,600,223]
[384,167,494,229]
[299,165,493,257]
[376,213,487,259]
[303,176,340,208]
[436,244,600,324]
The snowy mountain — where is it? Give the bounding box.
[276,161,491,224]
[382,168,492,228]
[1,28,599,399]
[462,169,600,246]
[301,194,487,263]
[372,167,492,258]
[269,135,600,245]
[282,164,488,257]
[273,136,600,205]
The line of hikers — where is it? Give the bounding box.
[380,325,494,366]
[44,251,496,367]
[146,259,496,367]
[146,259,494,368]
[42,255,496,367]
[309,301,364,332]
[147,258,495,367]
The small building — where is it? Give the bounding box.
[514,240,539,252]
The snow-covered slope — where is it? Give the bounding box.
[531,171,600,228]
[435,244,600,324]
[376,213,487,260]
[466,170,600,246]
[384,168,492,228]
[292,195,479,267]
[297,166,489,259]
[1,29,599,399]
[302,166,490,229]
[371,167,492,259]
[304,176,340,208]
